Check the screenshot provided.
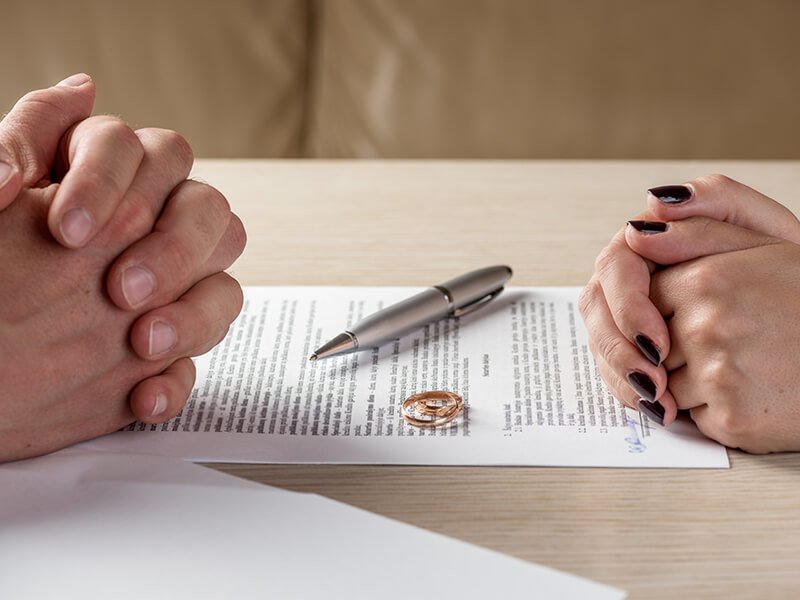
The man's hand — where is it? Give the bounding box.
[0,78,246,461]
[0,73,113,247]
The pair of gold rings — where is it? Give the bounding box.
[401,391,464,428]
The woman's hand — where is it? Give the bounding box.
[579,175,800,431]
[631,217,800,453]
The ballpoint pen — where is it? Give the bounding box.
[309,265,513,361]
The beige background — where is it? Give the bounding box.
[2,0,799,158]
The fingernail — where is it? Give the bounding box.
[634,334,661,366]
[638,399,665,426]
[121,266,156,308]
[0,160,13,187]
[628,220,668,234]
[626,370,656,403]
[150,392,168,417]
[60,207,93,247]
[56,73,92,87]
[647,184,692,204]
[148,321,177,356]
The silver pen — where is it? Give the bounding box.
[309,265,513,361]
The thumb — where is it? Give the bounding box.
[0,73,96,211]
[625,216,780,266]
[646,174,800,244]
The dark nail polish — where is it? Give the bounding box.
[626,370,656,402]
[634,334,661,366]
[638,399,665,426]
[648,184,692,204]
[628,220,668,234]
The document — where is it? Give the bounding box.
[85,286,728,468]
[0,450,625,599]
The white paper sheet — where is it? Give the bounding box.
[84,286,728,468]
[0,450,625,599]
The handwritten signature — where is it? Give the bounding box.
[625,415,647,454]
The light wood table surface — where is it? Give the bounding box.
[192,160,800,599]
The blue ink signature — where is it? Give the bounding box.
[625,415,647,454]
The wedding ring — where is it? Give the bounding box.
[401,391,464,428]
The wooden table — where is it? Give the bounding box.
[193,160,800,599]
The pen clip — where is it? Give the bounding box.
[451,287,505,318]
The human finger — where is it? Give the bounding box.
[129,271,244,361]
[48,115,144,247]
[101,127,197,310]
[579,278,677,425]
[687,403,775,454]
[107,178,241,312]
[649,249,739,370]
[109,126,195,240]
[0,73,95,211]
[661,319,687,373]
[204,212,247,276]
[660,366,707,411]
[626,217,780,267]
[593,351,640,408]
[646,174,800,243]
[129,357,197,423]
[592,342,679,426]
[669,367,754,450]
[594,222,670,366]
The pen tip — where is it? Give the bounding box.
[309,354,317,361]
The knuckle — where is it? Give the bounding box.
[682,307,712,341]
[596,364,630,406]
[682,259,726,298]
[593,244,617,278]
[679,310,728,351]
[595,331,627,364]
[167,130,193,164]
[693,362,753,447]
[178,180,231,218]
[5,92,71,175]
[116,200,157,239]
[188,275,244,355]
[198,184,233,233]
[138,127,194,170]
[158,234,197,283]
[17,88,49,106]
[215,273,245,322]
[95,116,141,151]
[227,275,245,317]
[170,180,232,238]
[5,133,38,179]
[699,359,734,391]
[74,162,134,203]
[227,213,248,257]
[578,280,600,316]
[693,173,736,194]
[188,299,221,347]
[203,184,231,216]
[16,88,67,117]
[12,87,70,119]
[713,406,753,448]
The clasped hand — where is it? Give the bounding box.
[581,174,800,453]
[0,75,246,461]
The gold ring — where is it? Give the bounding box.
[402,391,464,428]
